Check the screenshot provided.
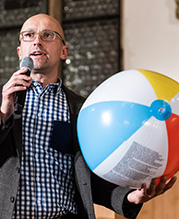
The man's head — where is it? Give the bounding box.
[17,14,68,73]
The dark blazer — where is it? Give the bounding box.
[0,84,142,219]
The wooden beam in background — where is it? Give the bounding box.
[48,0,63,22]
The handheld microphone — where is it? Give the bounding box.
[14,57,34,115]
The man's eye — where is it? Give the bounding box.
[45,33,50,37]
[24,32,34,38]
[44,32,53,38]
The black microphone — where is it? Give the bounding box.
[14,57,34,115]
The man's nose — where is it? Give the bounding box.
[33,33,42,45]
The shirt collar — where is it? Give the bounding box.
[29,78,62,94]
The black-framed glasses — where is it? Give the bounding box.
[19,29,66,45]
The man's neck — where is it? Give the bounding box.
[31,72,58,89]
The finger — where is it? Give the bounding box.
[141,183,147,195]
[155,176,167,194]
[13,68,30,76]
[147,178,158,196]
[14,78,32,88]
[11,74,31,84]
[10,69,31,81]
[11,85,27,93]
[163,176,177,193]
[9,75,32,88]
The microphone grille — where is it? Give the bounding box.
[19,57,34,71]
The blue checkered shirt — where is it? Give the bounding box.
[12,80,77,218]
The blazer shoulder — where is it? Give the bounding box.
[62,85,85,102]
[62,85,86,113]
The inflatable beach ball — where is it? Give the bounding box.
[77,69,179,188]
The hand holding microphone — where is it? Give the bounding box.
[0,57,33,123]
[14,57,34,114]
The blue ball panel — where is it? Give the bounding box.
[77,101,152,170]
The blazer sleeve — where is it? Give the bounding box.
[0,84,14,144]
[91,172,142,218]
[0,115,14,143]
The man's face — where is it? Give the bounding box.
[17,14,67,73]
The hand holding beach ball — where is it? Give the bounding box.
[77,69,179,188]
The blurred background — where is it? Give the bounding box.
[0,0,179,218]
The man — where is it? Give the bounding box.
[0,14,177,219]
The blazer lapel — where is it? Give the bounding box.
[63,85,95,219]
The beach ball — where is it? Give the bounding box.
[77,69,179,188]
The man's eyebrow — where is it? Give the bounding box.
[21,29,36,32]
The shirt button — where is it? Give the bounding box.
[10,197,15,203]
[16,167,21,173]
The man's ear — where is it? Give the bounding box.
[17,46,22,61]
[60,45,69,60]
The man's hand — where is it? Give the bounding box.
[127,176,177,204]
[0,69,32,124]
